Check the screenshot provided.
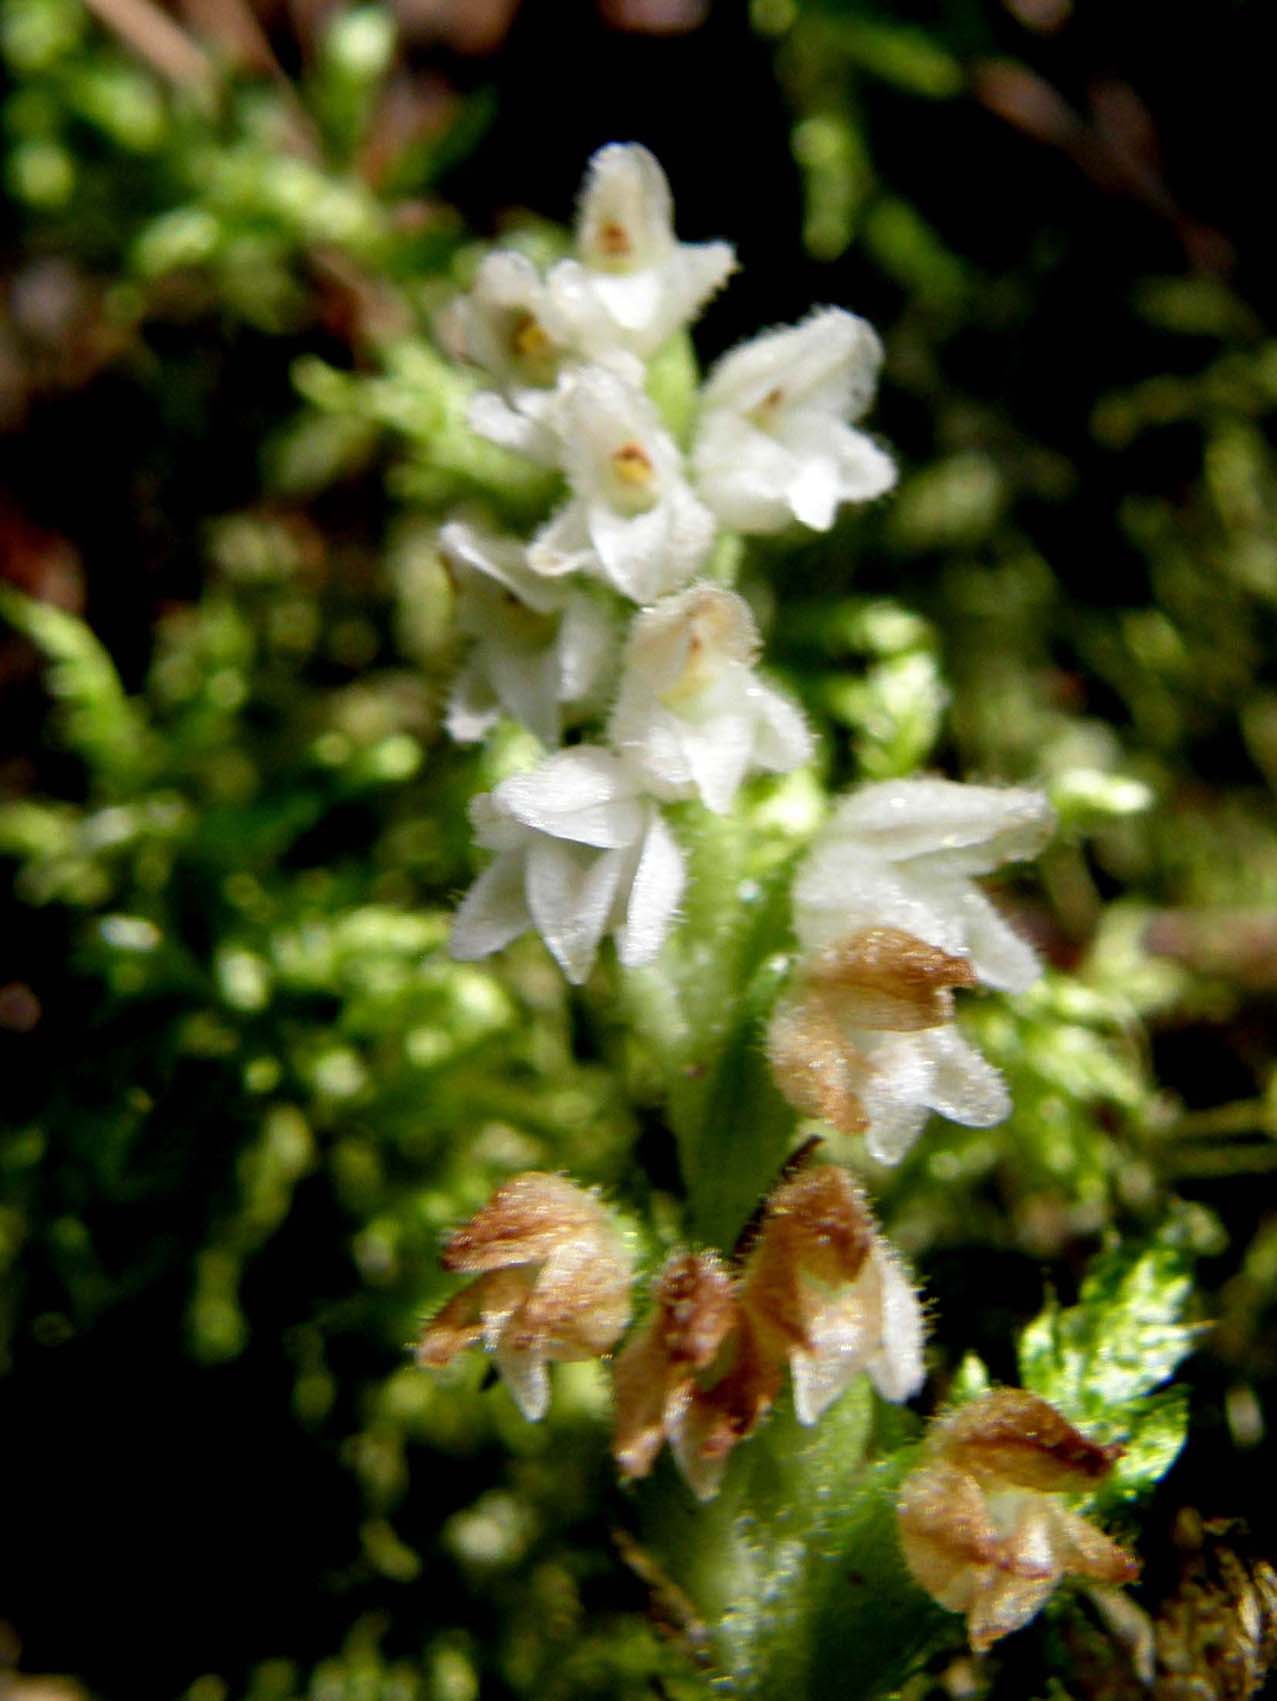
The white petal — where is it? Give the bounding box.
[693,414,799,534]
[926,1027,1011,1128]
[440,520,561,615]
[615,809,684,967]
[794,853,950,956]
[827,779,1056,873]
[494,1336,550,1422]
[678,709,756,814]
[701,308,882,421]
[497,747,643,847]
[527,501,597,580]
[556,593,617,706]
[466,390,560,466]
[791,1345,860,1427]
[482,638,562,748]
[951,883,1042,994]
[525,837,627,984]
[750,681,815,775]
[858,1031,939,1165]
[445,660,500,745]
[867,1246,926,1402]
[450,852,530,961]
[576,143,674,273]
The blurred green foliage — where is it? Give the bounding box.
[4,0,1277,1697]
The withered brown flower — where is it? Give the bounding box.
[612,1248,757,1500]
[897,1388,1140,1651]
[416,1172,633,1420]
[766,923,1014,1164]
[612,1163,925,1499]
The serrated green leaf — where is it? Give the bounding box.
[1018,1215,1197,1499]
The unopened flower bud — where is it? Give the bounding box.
[898,1389,1140,1652]
[416,1172,633,1421]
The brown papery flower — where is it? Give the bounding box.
[897,1389,1140,1651]
[416,1172,632,1421]
[767,926,977,1139]
[614,1163,925,1500]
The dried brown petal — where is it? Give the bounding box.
[933,1388,1124,1492]
[416,1172,632,1421]
[897,1460,1005,1611]
[612,1250,737,1482]
[767,994,871,1136]
[441,1171,607,1272]
[898,1390,1140,1651]
[742,1165,876,1345]
[804,927,977,1032]
[738,1164,926,1422]
[672,1313,784,1501]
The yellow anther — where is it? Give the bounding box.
[596,219,633,259]
[512,313,552,361]
[611,440,654,487]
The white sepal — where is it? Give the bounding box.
[794,778,1055,992]
[528,365,715,603]
[693,307,896,534]
[608,584,813,812]
[545,143,736,357]
[440,521,616,748]
[450,746,685,984]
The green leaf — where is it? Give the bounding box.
[1018,1211,1200,1499]
[0,584,154,791]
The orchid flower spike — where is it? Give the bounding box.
[547,142,736,358]
[608,583,813,813]
[528,365,715,604]
[450,745,685,984]
[693,308,896,534]
[794,777,1057,993]
[440,521,616,748]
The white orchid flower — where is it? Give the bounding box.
[440,522,616,749]
[794,778,1056,993]
[448,250,575,466]
[528,365,715,603]
[608,583,813,812]
[546,142,736,358]
[692,308,897,533]
[450,746,685,984]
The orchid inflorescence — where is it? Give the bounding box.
[416,140,1135,1658]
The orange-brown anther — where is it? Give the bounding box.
[611,439,655,488]
[510,312,552,362]
[597,218,633,259]
[417,1172,632,1422]
[898,1389,1140,1652]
